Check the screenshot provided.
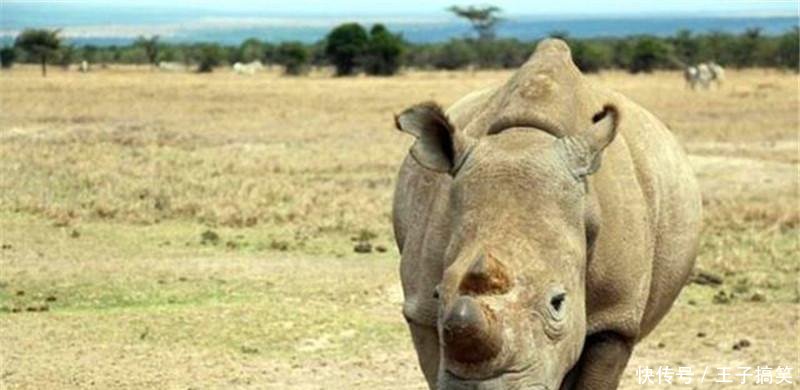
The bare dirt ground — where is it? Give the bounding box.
[0,66,798,389]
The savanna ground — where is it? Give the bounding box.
[0,65,797,389]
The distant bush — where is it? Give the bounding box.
[77,45,98,63]
[117,46,148,64]
[363,24,404,75]
[57,45,76,69]
[629,36,671,73]
[730,28,763,68]
[276,42,309,75]
[433,39,477,70]
[262,42,278,64]
[669,29,701,66]
[134,35,160,66]
[611,39,633,69]
[325,23,369,76]
[0,46,16,69]
[568,40,612,73]
[12,26,796,74]
[697,32,732,65]
[473,39,531,69]
[775,27,799,71]
[194,44,224,73]
[156,45,189,65]
[238,38,265,63]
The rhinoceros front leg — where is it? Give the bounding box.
[569,332,633,390]
[408,322,441,389]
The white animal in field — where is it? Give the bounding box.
[233,61,263,75]
[157,61,187,72]
[685,63,714,90]
[683,66,699,89]
[708,61,725,87]
[696,63,714,89]
[79,60,89,73]
[685,62,724,90]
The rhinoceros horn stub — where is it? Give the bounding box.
[459,253,512,295]
[442,296,503,364]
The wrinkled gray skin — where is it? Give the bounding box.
[392,39,702,390]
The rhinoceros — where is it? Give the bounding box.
[392,39,702,390]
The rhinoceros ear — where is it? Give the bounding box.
[558,104,620,180]
[395,102,471,174]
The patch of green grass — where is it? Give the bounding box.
[0,210,396,265]
[0,278,246,312]
[680,225,799,306]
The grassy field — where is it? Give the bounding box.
[0,65,798,389]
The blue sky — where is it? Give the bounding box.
[3,0,798,16]
[1,0,796,43]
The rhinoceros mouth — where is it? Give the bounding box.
[440,369,550,390]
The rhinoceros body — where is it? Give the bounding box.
[392,39,702,389]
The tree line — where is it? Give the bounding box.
[2,24,797,76]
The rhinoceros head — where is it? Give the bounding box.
[395,94,620,389]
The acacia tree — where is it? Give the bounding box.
[448,5,502,40]
[135,35,160,67]
[15,29,61,77]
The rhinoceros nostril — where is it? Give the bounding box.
[442,296,502,364]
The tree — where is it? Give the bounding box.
[57,44,76,69]
[276,42,309,75]
[0,47,16,69]
[699,31,732,64]
[238,38,264,63]
[611,39,634,69]
[363,24,404,75]
[262,42,277,64]
[193,44,224,73]
[776,27,799,71]
[448,5,502,40]
[629,36,670,73]
[473,38,528,69]
[81,45,100,63]
[325,23,369,76]
[569,40,612,73]
[14,28,61,77]
[134,35,160,67]
[730,27,763,68]
[308,41,328,66]
[670,29,700,65]
[432,39,476,70]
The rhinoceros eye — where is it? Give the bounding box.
[432,285,441,299]
[547,290,567,321]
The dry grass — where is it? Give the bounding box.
[0,65,798,389]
